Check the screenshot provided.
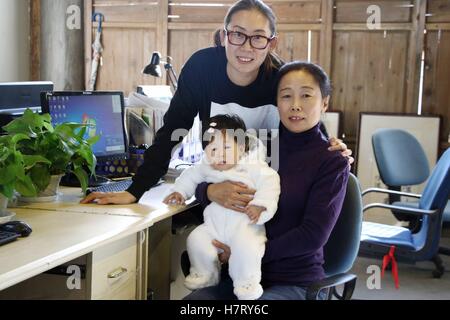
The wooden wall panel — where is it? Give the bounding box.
[335,0,413,23]
[423,30,450,143]
[169,3,229,23]
[94,28,158,92]
[424,0,450,150]
[426,0,450,23]
[331,31,410,138]
[169,30,218,76]
[93,1,158,23]
[271,1,322,23]
[276,30,320,63]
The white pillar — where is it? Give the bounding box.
[40,0,84,90]
[0,0,30,82]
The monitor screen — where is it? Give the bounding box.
[0,81,53,115]
[41,91,128,162]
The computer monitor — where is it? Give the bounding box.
[0,81,54,133]
[0,81,53,115]
[40,91,128,163]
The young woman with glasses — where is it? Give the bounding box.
[81,0,352,210]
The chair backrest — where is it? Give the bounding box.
[372,129,429,186]
[412,148,450,258]
[323,173,363,276]
[419,148,450,211]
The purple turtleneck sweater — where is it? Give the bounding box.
[195,123,349,288]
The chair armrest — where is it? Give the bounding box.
[362,188,422,199]
[363,203,438,216]
[306,273,357,300]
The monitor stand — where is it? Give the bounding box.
[60,172,111,188]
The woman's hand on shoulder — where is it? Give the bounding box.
[80,191,137,205]
[328,137,354,165]
[207,181,255,213]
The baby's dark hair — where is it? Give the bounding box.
[275,61,332,98]
[202,114,249,151]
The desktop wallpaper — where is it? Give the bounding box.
[47,94,126,157]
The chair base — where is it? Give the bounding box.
[431,255,445,278]
[359,244,447,279]
[438,246,450,256]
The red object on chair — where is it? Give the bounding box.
[381,246,400,289]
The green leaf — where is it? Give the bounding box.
[3,108,52,135]
[11,133,31,146]
[0,168,15,184]
[22,155,52,169]
[75,146,96,172]
[29,165,51,192]
[0,146,11,162]
[76,126,87,140]
[71,166,89,193]
[15,175,38,197]
[87,135,100,145]
[0,184,15,199]
[4,160,26,180]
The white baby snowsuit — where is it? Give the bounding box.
[170,137,280,300]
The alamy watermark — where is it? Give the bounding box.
[366,265,382,290]
[66,265,82,290]
[66,5,81,30]
[171,127,280,172]
[367,5,381,30]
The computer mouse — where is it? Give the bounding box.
[0,221,33,237]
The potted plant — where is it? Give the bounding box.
[0,133,50,219]
[2,109,99,199]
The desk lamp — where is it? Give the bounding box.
[143,51,178,92]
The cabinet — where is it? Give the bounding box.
[0,232,147,300]
[89,234,138,300]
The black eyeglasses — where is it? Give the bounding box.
[224,29,274,50]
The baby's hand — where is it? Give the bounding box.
[163,192,186,205]
[245,205,266,224]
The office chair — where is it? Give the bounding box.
[181,173,364,300]
[359,147,450,278]
[371,128,450,229]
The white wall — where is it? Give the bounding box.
[0,0,30,82]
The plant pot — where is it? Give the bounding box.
[0,194,8,213]
[19,174,64,203]
[0,194,15,224]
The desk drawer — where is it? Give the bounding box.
[91,234,137,300]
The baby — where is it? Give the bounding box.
[164,114,280,300]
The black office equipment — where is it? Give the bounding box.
[86,178,164,195]
[41,91,129,187]
[0,231,20,246]
[86,179,133,194]
[0,221,33,237]
[0,81,54,114]
[0,81,54,132]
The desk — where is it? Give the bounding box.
[0,183,198,300]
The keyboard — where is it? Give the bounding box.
[0,231,20,246]
[86,178,164,195]
[87,179,133,194]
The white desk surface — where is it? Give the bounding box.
[13,183,196,222]
[0,183,197,291]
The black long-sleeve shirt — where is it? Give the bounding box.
[127,46,280,200]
